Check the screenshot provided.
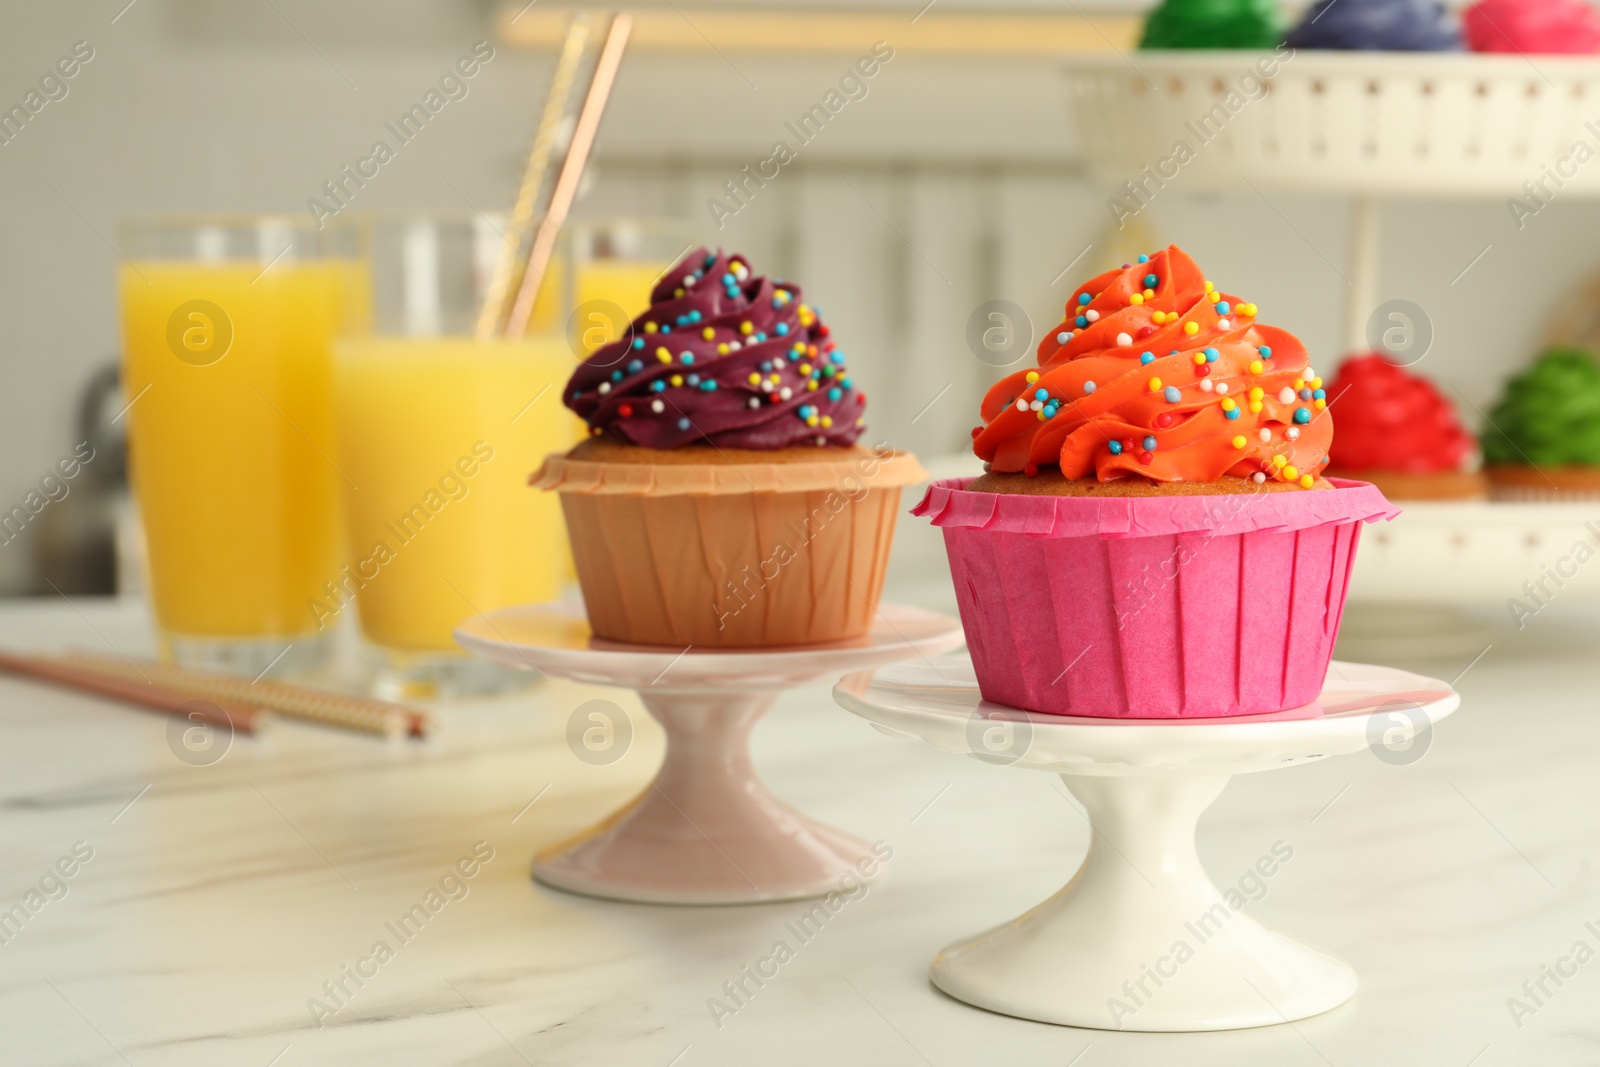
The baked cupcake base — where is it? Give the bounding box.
[534,441,926,648]
[1325,469,1488,502]
[967,472,1331,497]
[1486,464,1600,502]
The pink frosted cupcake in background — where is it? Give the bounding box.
[914,246,1398,719]
[1464,0,1600,54]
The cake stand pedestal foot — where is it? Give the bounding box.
[931,772,1356,1032]
[533,689,874,905]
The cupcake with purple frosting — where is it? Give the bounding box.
[1285,0,1463,50]
[534,246,926,648]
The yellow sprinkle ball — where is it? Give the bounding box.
[670,374,684,387]
[1130,293,1144,306]
[1208,291,1221,303]
[1294,378,1305,389]
[1249,360,1264,375]
[1249,401,1263,414]
[1283,465,1299,480]
[1148,377,1162,391]
[747,372,761,385]
[702,327,715,340]
[800,363,812,375]
[1026,371,1040,382]
[806,415,820,427]
[1184,322,1200,336]
[656,347,672,364]
[1144,288,1155,299]
[1299,475,1314,488]
[1232,435,1246,449]
[1249,386,1264,401]
[674,288,685,298]
[807,380,819,391]
[1311,377,1324,389]
[821,416,832,428]
[717,343,731,355]
[1193,353,1208,366]
[1314,398,1327,410]
[1272,454,1288,468]
[740,322,754,335]
[1204,280,1215,293]
[1221,398,1236,411]
[644,322,658,333]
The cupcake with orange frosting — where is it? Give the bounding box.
[535,246,925,647]
[1323,354,1487,501]
[970,246,1334,495]
[913,246,1397,719]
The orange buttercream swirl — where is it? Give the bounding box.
[973,246,1333,487]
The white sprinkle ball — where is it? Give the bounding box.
[1278,387,1296,404]
[1215,383,1229,395]
[1286,427,1301,440]
[1258,428,1271,442]
[1252,471,1267,484]
[1199,379,1215,393]
[651,399,665,414]
[1116,332,1132,347]
[1085,309,1100,323]
[598,382,611,394]
[1015,399,1029,412]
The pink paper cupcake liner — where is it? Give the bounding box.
[914,478,1399,719]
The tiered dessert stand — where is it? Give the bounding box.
[457,603,963,905]
[835,652,1459,1032]
[1065,52,1600,633]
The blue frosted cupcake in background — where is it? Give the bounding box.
[1285,0,1463,50]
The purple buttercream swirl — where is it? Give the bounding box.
[1285,0,1462,50]
[564,247,866,450]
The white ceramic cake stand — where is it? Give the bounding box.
[834,654,1459,1032]
[456,603,963,906]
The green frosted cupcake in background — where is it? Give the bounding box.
[1483,346,1600,500]
[1139,0,1283,49]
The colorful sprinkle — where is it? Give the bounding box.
[1163,386,1181,403]
[1142,436,1158,451]
[1116,332,1133,347]
[1109,440,1124,455]
[1293,408,1312,424]
[1184,322,1200,336]
[1249,360,1264,375]
[1148,377,1162,391]
[1084,381,1097,394]
[1140,352,1156,365]
[1232,435,1246,448]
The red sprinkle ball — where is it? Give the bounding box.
[971,426,983,439]
[1138,450,1153,465]
[618,403,634,417]
[1155,413,1175,429]
[1024,463,1039,478]
[1195,364,1210,377]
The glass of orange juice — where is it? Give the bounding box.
[568,218,685,356]
[331,216,575,698]
[119,217,367,676]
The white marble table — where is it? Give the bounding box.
[0,594,1595,1066]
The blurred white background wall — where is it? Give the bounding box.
[2,0,1595,593]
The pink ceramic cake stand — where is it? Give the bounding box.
[456,603,964,905]
[835,653,1459,1031]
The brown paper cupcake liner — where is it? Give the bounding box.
[543,449,926,648]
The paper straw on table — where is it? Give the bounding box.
[0,650,266,734]
[474,13,594,341]
[51,651,427,739]
[505,13,633,339]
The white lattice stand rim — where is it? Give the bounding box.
[835,655,1458,1031]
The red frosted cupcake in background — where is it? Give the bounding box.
[1464,0,1600,54]
[914,246,1397,720]
[1323,354,1488,501]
